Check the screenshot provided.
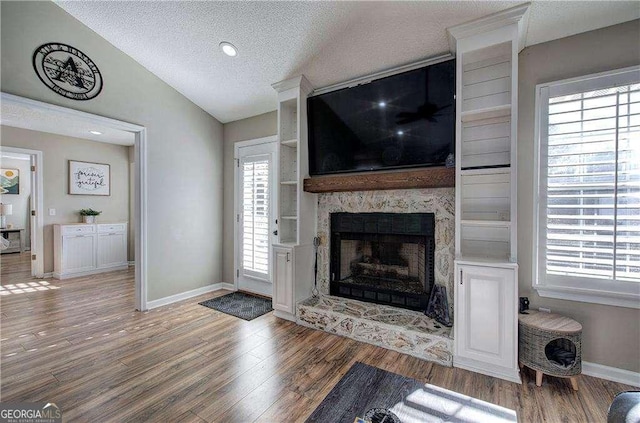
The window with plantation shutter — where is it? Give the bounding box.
[241,156,270,277]
[534,66,640,309]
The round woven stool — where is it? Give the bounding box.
[518,310,582,390]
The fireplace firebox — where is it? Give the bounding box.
[330,213,435,311]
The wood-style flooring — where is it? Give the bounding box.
[0,252,633,422]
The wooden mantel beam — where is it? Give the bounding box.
[303,167,455,193]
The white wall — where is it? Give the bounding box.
[518,20,640,373]
[1,1,224,301]
[0,154,32,249]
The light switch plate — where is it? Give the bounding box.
[48,208,56,216]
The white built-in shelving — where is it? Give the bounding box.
[448,2,530,384]
[455,34,520,262]
[271,76,317,321]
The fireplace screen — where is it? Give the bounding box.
[330,213,435,311]
[339,237,426,294]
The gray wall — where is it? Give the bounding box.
[1,126,131,270]
[222,111,277,284]
[518,20,640,373]
[1,1,224,301]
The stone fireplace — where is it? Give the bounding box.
[330,212,435,311]
[296,188,455,366]
[315,188,455,316]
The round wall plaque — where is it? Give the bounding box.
[32,42,103,101]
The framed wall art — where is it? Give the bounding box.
[69,160,110,196]
[0,169,20,194]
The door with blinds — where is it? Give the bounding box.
[236,141,277,297]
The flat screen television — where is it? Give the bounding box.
[308,59,455,176]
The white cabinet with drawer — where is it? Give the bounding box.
[54,223,128,279]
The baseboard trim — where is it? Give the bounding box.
[220,283,236,291]
[42,272,53,278]
[147,283,227,309]
[583,361,640,387]
[273,309,296,322]
[454,356,522,384]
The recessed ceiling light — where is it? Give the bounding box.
[219,41,238,57]
[378,101,386,108]
[89,130,102,135]
[397,130,404,136]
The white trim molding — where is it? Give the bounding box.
[446,3,530,53]
[312,54,453,97]
[146,283,235,310]
[454,355,522,384]
[583,361,640,388]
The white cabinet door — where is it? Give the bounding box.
[62,235,96,273]
[273,246,293,314]
[97,232,127,268]
[455,264,517,368]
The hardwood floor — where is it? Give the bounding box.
[0,252,633,422]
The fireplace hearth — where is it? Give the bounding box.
[330,212,435,311]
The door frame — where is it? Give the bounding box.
[0,93,149,311]
[233,135,278,294]
[0,146,44,277]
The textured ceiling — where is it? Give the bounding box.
[56,1,640,123]
[1,102,135,146]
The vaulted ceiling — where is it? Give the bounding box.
[57,1,639,123]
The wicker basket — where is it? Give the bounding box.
[518,311,582,378]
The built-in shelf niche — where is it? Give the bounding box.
[460,170,510,221]
[279,184,298,217]
[462,43,511,114]
[459,222,510,260]
[280,143,298,181]
[280,99,298,142]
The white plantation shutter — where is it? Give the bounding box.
[535,67,640,308]
[242,156,270,277]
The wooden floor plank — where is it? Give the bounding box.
[0,252,634,422]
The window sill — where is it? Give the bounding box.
[535,285,640,309]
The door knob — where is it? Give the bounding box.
[273,230,278,236]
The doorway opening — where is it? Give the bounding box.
[0,93,148,311]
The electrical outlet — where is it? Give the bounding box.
[539,307,551,313]
[48,208,56,216]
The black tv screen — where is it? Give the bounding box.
[308,59,455,176]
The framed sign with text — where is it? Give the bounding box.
[69,160,110,196]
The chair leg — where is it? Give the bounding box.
[570,377,579,391]
[536,371,543,387]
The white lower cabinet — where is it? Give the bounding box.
[454,260,520,383]
[54,223,128,279]
[61,233,97,273]
[97,232,128,269]
[273,245,294,316]
[272,243,314,322]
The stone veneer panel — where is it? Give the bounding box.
[317,188,455,318]
[297,295,453,366]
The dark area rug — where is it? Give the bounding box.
[199,292,272,321]
[306,362,517,423]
